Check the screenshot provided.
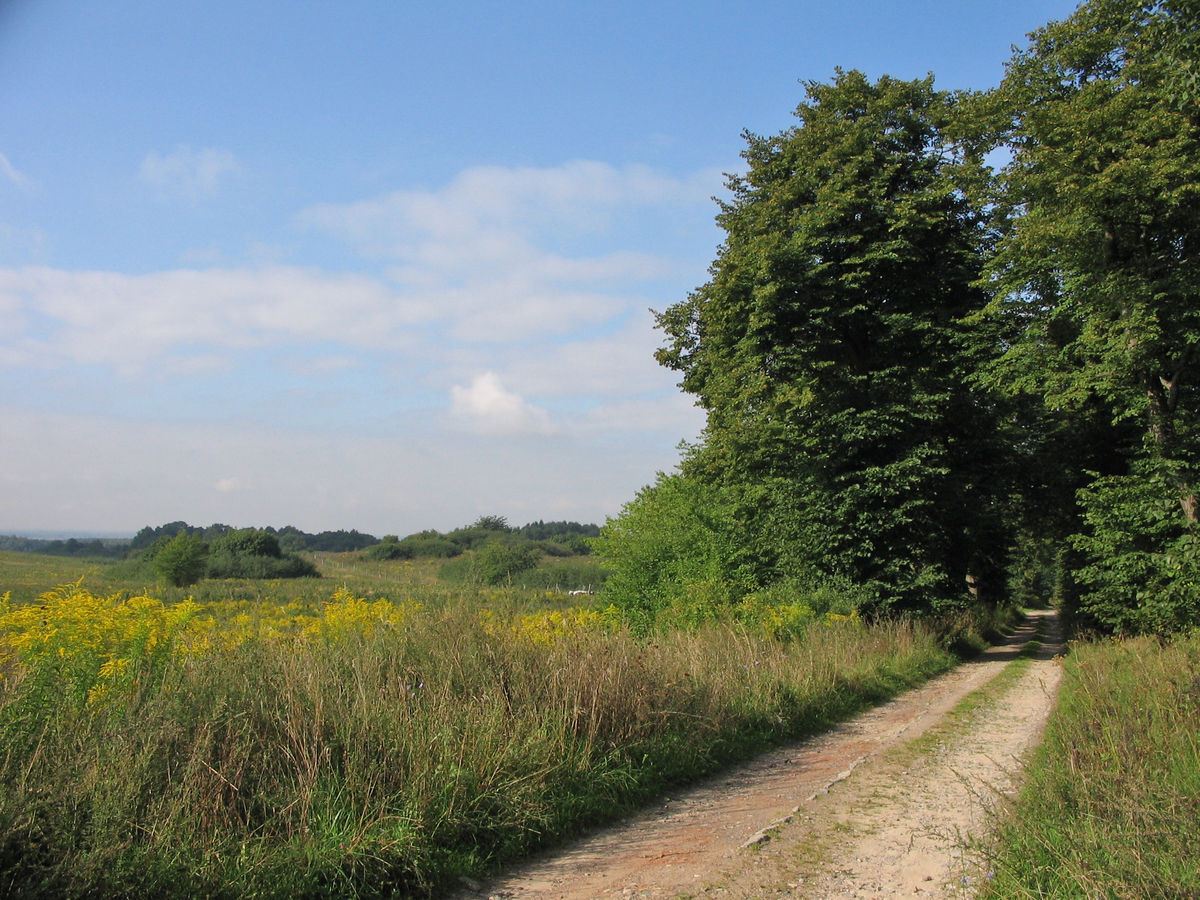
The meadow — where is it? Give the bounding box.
[0,549,977,898]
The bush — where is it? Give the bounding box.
[210,529,282,559]
[472,541,538,585]
[593,471,745,632]
[205,552,319,580]
[364,537,413,561]
[152,533,209,587]
[395,531,462,559]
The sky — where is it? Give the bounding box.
[0,0,1083,538]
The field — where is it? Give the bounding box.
[0,549,984,898]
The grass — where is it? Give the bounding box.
[0,552,983,898]
[978,628,1200,898]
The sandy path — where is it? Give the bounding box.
[458,610,1061,900]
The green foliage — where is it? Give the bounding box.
[205,552,319,580]
[131,521,194,551]
[605,2,1197,634]
[397,531,463,558]
[0,536,126,559]
[471,540,538,586]
[202,528,319,580]
[592,470,747,632]
[210,528,282,559]
[471,514,511,532]
[652,70,1008,616]
[383,521,600,571]
[363,535,414,561]
[152,532,208,587]
[1073,459,1200,633]
[293,527,377,552]
[131,522,378,554]
[977,0,1200,631]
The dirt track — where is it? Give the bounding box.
[459,609,1064,900]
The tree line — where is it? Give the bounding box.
[596,0,1198,636]
[129,522,379,555]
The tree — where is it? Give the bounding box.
[982,0,1200,630]
[655,71,1005,614]
[471,515,511,532]
[153,532,209,587]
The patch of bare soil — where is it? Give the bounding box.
[460,610,1063,900]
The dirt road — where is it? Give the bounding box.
[461,610,1063,900]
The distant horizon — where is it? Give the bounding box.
[1,529,136,541]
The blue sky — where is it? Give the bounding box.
[0,0,1081,537]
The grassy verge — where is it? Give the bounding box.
[0,573,979,899]
[978,629,1200,898]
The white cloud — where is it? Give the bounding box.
[139,145,240,198]
[449,372,556,436]
[0,152,33,189]
[497,310,671,398]
[579,392,704,438]
[300,161,716,250]
[299,160,717,342]
[0,265,431,373]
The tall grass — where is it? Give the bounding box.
[0,580,962,898]
[979,631,1200,898]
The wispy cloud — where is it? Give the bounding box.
[299,160,718,342]
[0,152,33,189]
[0,265,430,373]
[300,161,716,251]
[139,145,240,198]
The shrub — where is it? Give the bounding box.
[205,552,319,580]
[593,471,745,632]
[472,541,538,585]
[210,529,282,559]
[397,531,462,558]
[153,532,209,587]
[364,536,413,561]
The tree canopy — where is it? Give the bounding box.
[651,70,1009,615]
[598,0,1199,634]
[979,0,1200,631]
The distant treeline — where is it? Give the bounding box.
[2,518,601,561]
[0,536,128,558]
[129,522,378,555]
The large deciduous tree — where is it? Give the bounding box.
[655,71,1007,614]
[983,0,1200,631]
